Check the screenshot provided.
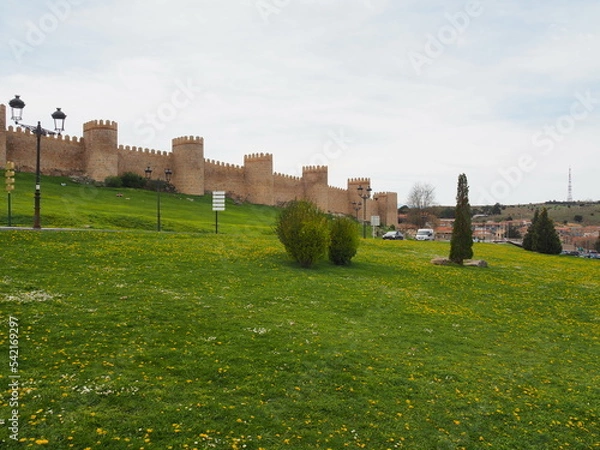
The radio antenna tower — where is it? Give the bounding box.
[567,167,573,203]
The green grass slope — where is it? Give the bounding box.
[0,172,277,233]
[0,227,598,448]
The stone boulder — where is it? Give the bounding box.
[464,259,489,268]
[430,257,452,266]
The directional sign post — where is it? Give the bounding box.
[212,191,226,234]
[5,161,15,227]
[371,215,380,238]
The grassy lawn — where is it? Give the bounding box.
[0,173,598,448]
[0,225,598,449]
[0,172,277,233]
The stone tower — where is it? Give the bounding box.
[171,136,205,195]
[83,120,118,181]
[302,165,329,212]
[0,104,7,167]
[373,191,398,227]
[244,153,274,205]
[347,178,372,220]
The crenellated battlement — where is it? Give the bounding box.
[83,120,118,132]
[206,158,243,171]
[348,177,371,184]
[7,126,81,143]
[172,135,203,146]
[274,172,301,181]
[244,152,272,162]
[118,144,169,156]
[302,165,328,174]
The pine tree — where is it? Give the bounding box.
[522,209,539,251]
[523,208,562,254]
[534,208,562,254]
[449,174,473,264]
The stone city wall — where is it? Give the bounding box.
[1,104,398,225]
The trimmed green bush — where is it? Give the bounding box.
[275,200,330,268]
[121,172,147,189]
[329,216,360,265]
[104,175,123,188]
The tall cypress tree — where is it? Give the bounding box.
[449,174,473,264]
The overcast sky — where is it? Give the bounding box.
[1,0,598,205]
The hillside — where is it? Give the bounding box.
[0,171,278,232]
[480,202,600,226]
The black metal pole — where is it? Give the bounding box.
[215,211,218,234]
[362,204,367,238]
[7,192,12,227]
[157,182,161,232]
[33,122,42,229]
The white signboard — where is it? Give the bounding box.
[371,215,380,227]
[212,191,226,211]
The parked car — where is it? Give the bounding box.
[382,231,404,240]
[415,228,435,241]
[581,251,600,259]
[560,250,580,256]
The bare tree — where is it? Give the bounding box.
[406,182,436,228]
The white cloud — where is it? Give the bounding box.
[1,0,599,205]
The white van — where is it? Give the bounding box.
[415,228,435,241]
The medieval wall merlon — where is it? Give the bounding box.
[205,159,243,171]
[348,177,371,185]
[172,135,203,146]
[7,125,82,144]
[118,144,170,157]
[302,165,328,174]
[244,152,273,163]
[83,119,118,132]
[274,172,301,181]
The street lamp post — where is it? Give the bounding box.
[8,95,66,229]
[357,184,372,238]
[145,166,173,232]
[351,201,362,220]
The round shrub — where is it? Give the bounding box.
[275,200,330,268]
[121,172,147,189]
[104,175,123,188]
[329,216,360,265]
